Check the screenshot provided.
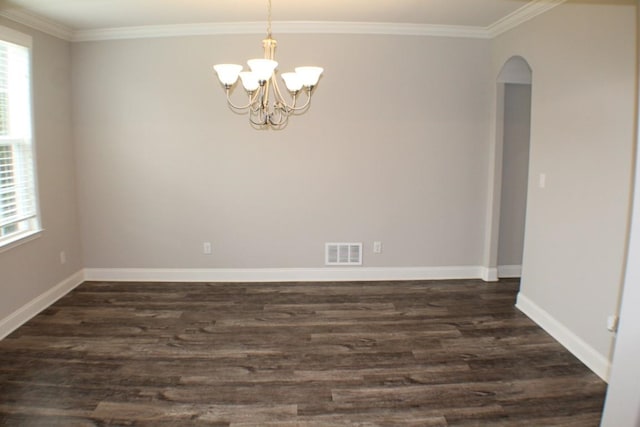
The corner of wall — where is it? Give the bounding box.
[516,291,611,381]
[0,269,85,340]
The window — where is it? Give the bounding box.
[0,27,39,248]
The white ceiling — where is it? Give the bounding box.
[1,0,541,31]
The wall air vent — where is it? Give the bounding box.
[325,243,362,266]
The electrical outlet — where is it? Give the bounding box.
[203,242,212,255]
[373,241,382,254]
[59,251,66,265]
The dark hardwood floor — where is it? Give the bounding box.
[0,279,606,426]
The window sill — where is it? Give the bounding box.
[0,229,43,254]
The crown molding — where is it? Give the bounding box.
[487,0,568,38]
[1,0,567,43]
[72,22,267,42]
[319,22,490,39]
[0,8,73,41]
[72,21,491,42]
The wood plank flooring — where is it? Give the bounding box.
[0,279,607,426]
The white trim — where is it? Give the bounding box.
[72,22,265,42]
[0,23,34,46]
[0,270,84,340]
[516,292,611,381]
[72,21,491,42]
[487,0,568,38]
[0,229,42,254]
[84,266,485,283]
[1,1,566,42]
[481,267,499,282]
[498,265,522,278]
[279,22,489,38]
[497,56,533,84]
[0,9,73,41]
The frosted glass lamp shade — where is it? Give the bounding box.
[281,72,303,92]
[214,64,243,86]
[295,66,323,87]
[239,72,260,92]
[247,59,278,81]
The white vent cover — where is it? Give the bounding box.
[325,243,362,266]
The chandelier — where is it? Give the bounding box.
[213,0,323,129]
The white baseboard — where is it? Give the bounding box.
[498,265,522,278]
[481,267,499,282]
[516,292,611,382]
[0,266,510,341]
[84,266,486,283]
[0,269,85,340]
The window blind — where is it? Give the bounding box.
[0,34,39,247]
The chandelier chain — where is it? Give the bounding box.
[267,0,272,37]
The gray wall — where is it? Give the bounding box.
[601,1,640,422]
[71,34,492,269]
[498,83,531,268]
[493,0,636,368]
[0,18,82,321]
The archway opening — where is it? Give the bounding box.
[486,56,532,280]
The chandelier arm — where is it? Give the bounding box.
[283,89,312,112]
[249,89,263,113]
[225,88,260,110]
[271,76,294,111]
[291,91,312,111]
[249,114,269,126]
[249,104,269,126]
[272,79,314,112]
[267,108,288,127]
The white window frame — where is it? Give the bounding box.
[0,25,41,251]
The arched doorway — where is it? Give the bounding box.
[484,56,532,280]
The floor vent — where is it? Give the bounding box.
[325,243,362,266]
